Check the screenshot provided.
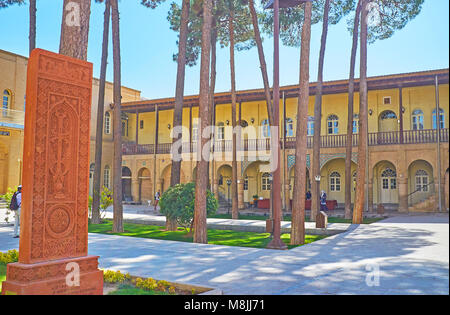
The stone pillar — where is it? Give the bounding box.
[2,49,103,295]
[435,178,441,212]
[213,179,219,199]
[131,179,140,203]
[238,178,245,209]
[285,183,291,211]
[368,179,374,212]
[158,179,164,195]
[398,176,408,213]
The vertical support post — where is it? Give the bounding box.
[435,75,442,212]
[399,86,403,144]
[282,91,287,211]
[135,109,139,147]
[153,104,159,201]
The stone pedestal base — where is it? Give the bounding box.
[1,255,103,295]
[315,211,328,229]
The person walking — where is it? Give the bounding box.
[154,191,160,212]
[320,190,328,211]
[9,185,22,238]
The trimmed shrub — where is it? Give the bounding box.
[159,182,218,232]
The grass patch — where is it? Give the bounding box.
[108,284,170,295]
[0,263,6,292]
[208,213,383,224]
[88,220,326,250]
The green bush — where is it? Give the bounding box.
[0,250,19,264]
[89,186,113,220]
[159,182,218,232]
[0,187,17,224]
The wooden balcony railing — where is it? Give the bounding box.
[122,128,449,155]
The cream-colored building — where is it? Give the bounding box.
[1,48,449,213]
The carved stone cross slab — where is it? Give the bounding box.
[2,49,103,295]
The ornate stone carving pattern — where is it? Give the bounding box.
[30,73,90,262]
[6,259,99,283]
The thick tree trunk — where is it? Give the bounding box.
[193,0,213,244]
[29,0,36,54]
[248,0,273,126]
[59,0,91,60]
[91,0,111,225]
[167,0,190,231]
[344,0,362,220]
[311,0,330,223]
[353,0,368,224]
[290,1,312,245]
[229,12,239,220]
[111,0,123,233]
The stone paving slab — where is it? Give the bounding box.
[1,214,448,295]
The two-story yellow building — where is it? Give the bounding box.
[1,48,448,213]
[118,69,449,213]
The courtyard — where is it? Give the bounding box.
[1,212,448,295]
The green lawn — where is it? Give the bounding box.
[108,284,170,295]
[88,220,327,250]
[0,263,6,292]
[208,213,383,224]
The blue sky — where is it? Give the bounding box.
[0,0,448,99]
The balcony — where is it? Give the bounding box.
[0,109,25,129]
[122,128,449,155]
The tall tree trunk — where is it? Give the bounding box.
[290,1,312,245]
[59,0,91,60]
[353,0,368,224]
[167,0,190,231]
[344,0,362,220]
[91,0,111,225]
[248,0,273,126]
[29,0,36,54]
[229,11,239,220]
[111,0,123,233]
[311,0,330,223]
[208,19,218,196]
[193,0,213,244]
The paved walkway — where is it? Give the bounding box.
[0,213,448,294]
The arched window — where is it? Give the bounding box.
[327,115,339,135]
[103,165,111,189]
[104,112,111,134]
[353,114,359,134]
[261,119,270,138]
[432,108,445,129]
[2,90,11,116]
[262,173,271,191]
[307,116,314,136]
[415,169,429,192]
[217,122,225,140]
[381,168,397,189]
[285,118,294,137]
[380,110,397,120]
[329,171,341,191]
[412,109,424,130]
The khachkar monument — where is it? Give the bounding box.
[1,49,103,295]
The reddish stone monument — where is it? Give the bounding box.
[1,49,103,295]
